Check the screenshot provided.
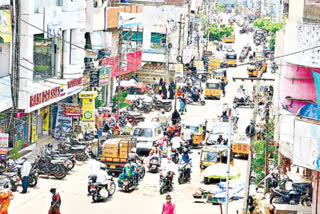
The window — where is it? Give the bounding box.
[34,0,62,13]
[202,152,220,163]
[133,128,153,138]
[33,34,56,81]
[206,83,220,89]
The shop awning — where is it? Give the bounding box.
[298,103,318,120]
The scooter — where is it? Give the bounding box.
[149,157,160,173]
[185,94,206,106]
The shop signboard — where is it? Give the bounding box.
[293,119,320,170]
[79,92,97,133]
[0,133,8,159]
[90,70,99,87]
[0,10,12,43]
[98,66,111,86]
[83,73,90,89]
[194,61,204,72]
[64,105,81,117]
[31,115,38,143]
[53,105,72,139]
[41,107,50,134]
[175,64,184,80]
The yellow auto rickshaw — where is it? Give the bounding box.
[181,119,207,146]
[214,70,227,84]
[225,53,237,67]
[247,64,258,77]
[200,145,234,184]
[204,79,221,99]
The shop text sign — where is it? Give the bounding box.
[64,105,81,117]
[0,133,8,159]
[30,87,60,107]
[68,77,82,89]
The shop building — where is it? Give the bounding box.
[17,0,86,145]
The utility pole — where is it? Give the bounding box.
[165,25,170,81]
[242,64,264,214]
[117,25,123,121]
[187,0,192,45]
[178,14,183,59]
[205,2,209,52]
[225,108,232,214]
[264,97,271,193]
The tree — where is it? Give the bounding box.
[213,3,225,13]
[208,24,234,41]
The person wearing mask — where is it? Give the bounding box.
[128,148,143,162]
[171,109,181,125]
[0,184,14,214]
[48,188,61,214]
[96,165,111,193]
[162,194,176,214]
[169,81,175,100]
[182,127,194,146]
[21,157,32,194]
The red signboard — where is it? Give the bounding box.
[68,77,82,88]
[99,51,142,78]
[64,105,81,117]
[30,87,61,107]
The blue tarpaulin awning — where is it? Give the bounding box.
[298,103,318,119]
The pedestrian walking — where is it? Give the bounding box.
[169,81,175,99]
[159,78,164,95]
[220,79,226,97]
[20,157,32,194]
[162,194,176,214]
[48,188,61,214]
[162,82,168,99]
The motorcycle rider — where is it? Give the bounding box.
[160,156,175,187]
[96,165,111,194]
[171,136,184,153]
[182,127,193,146]
[128,148,143,163]
[180,149,191,181]
[130,158,140,185]
[147,143,162,169]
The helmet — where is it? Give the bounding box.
[131,148,137,153]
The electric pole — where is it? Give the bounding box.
[242,64,264,214]
[178,14,183,59]
[225,108,232,214]
[205,2,209,52]
[117,25,123,121]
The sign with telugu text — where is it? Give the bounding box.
[64,105,81,117]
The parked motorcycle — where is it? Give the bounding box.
[185,94,206,106]
[152,96,172,112]
[90,177,116,202]
[233,96,254,108]
[58,142,88,161]
[178,162,192,184]
[127,99,152,113]
[123,112,145,126]
[33,155,67,179]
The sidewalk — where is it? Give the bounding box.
[18,135,60,161]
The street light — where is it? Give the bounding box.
[117,17,136,121]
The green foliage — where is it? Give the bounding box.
[112,91,129,109]
[269,33,276,52]
[9,147,20,160]
[214,3,225,12]
[208,24,234,41]
[95,99,104,108]
[252,120,278,185]
[253,17,284,33]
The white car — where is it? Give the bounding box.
[131,122,163,153]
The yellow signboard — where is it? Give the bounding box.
[41,107,50,133]
[194,61,204,72]
[0,10,12,43]
[209,58,222,72]
[80,91,97,133]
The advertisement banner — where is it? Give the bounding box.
[83,73,90,88]
[90,70,99,87]
[0,10,12,43]
[64,105,81,117]
[41,107,50,134]
[53,105,72,139]
[175,64,184,80]
[195,61,204,72]
[293,119,320,170]
[98,66,111,86]
[31,115,38,143]
[209,58,222,72]
[79,92,97,133]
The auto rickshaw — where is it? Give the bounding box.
[181,118,207,146]
[214,70,227,84]
[200,145,234,184]
[225,53,237,67]
[204,79,221,99]
[247,64,258,77]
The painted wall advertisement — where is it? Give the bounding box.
[293,119,320,170]
[53,105,72,139]
[0,9,12,43]
[0,133,8,159]
[79,92,97,132]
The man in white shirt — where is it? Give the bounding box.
[160,157,175,186]
[89,159,104,177]
[96,165,111,193]
[21,157,32,193]
[171,136,184,151]
[182,128,194,146]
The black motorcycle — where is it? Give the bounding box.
[233,96,254,108]
[33,155,67,179]
[90,177,116,202]
[160,174,173,194]
[178,162,191,184]
[152,96,172,112]
[119,176,137,192]
[127,99,152,113]
[171,150,179,164]
[58,143,88,161]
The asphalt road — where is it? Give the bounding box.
[9,14,276,214]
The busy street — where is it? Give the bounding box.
[0,0,319,213]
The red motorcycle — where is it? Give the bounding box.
[126,113,145,126]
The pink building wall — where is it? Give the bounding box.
[280,62,320,113]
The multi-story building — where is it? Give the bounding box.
[17,0,87,149]
[276,0,320,212]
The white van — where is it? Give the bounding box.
[130,122,163,153]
